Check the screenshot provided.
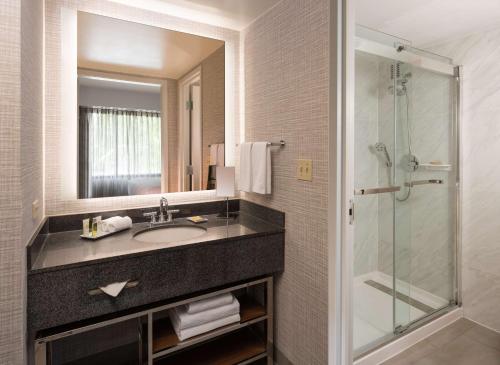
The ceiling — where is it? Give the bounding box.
[356,0,500,46]
[108,0,282,30]
[78,12,224,79]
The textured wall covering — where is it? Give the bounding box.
[45,0,239,215]
[0,1,23,362]
[242,0,329,363]
[428,28,500,331]
[201,45,225,188]
[0,0,44,362]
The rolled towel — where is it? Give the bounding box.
[172,314,241,341]
[184,293,235,314]
[101,216,132,233]
[169,297,239,330]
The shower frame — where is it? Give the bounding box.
[347,26,463,361]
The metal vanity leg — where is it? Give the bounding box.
[34,341,46,365]
[148,312,153,365]
[267,276,274,365]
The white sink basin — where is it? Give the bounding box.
[133,225,207,244]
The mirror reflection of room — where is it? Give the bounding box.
[77,12,225,199]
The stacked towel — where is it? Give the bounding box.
[169,294,240,341]
[239,142,272,194]
[101,216,132,233]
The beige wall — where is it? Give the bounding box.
[428,28,500,331]
[0,0,44,362]
[166,78,179,192]
[45,0,240,215]
[201,45,225,188]
[242,0,329,363]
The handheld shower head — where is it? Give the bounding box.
[374,142,392,168]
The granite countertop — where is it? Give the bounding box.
[30,213,284,273]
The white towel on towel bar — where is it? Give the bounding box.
[239,142,253,192]
[217,143,225,166]
[171,314,241,341]
[169,297,239,330]
[251,141,271,194]
[209,144,218,165]
[183,293,235,314]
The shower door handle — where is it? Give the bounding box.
[354,186,401,195]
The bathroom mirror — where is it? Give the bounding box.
[76,12,225,199]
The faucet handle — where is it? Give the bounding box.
[143,211,157,224]
[166,209,179,222]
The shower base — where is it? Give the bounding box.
[353,271,449,354]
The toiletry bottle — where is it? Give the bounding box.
[83,218,90,237]
[96,216,102,235]
[92,217,98,238]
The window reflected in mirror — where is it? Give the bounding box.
[77,12,225,199]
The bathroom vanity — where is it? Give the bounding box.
[27,200,284,365]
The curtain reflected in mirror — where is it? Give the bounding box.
[78,107,162,198]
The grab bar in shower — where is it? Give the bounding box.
[354,186,401,195]
[404,179,443,187]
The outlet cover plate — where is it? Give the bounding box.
[297,159,313,181]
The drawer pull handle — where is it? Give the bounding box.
[88,280,139,297]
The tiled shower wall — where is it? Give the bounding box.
[44,0,240,215]
[0,0,44,362]
[354,51,380,277]
[428,27,500,331]
[242,0,329,363]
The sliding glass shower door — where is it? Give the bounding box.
[352,27,459,357]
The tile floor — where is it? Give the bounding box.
[382,318,500,365]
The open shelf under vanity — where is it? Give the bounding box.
[34,276,274,365]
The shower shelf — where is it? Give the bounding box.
[419,163,452,171]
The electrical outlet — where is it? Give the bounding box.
[297,159,313,181]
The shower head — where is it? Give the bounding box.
[374,142,392,168]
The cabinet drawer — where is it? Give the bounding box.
[28,234,284,332]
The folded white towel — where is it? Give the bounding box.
[172,314,241,341]
[239,142,253,192]
[251,142,271,194]
[99,281,128,298]
[209,144,218,165]
[169,297,239,330]
[217,143,225,166]
[101,216,132,233]
[183,293,235,314]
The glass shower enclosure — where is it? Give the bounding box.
[352,26,460,357]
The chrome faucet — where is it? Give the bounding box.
[143,197,180,227]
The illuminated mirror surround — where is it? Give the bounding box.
[50,3,239,211]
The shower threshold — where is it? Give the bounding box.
[353,271,453,357]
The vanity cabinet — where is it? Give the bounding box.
[28,233,283,332]
[35,277,273,365]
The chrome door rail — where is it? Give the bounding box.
[354,186,400,195]
[404,179,443,187]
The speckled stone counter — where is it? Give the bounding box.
[27,200,284,333]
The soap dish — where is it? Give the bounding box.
[80,227,130,240]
